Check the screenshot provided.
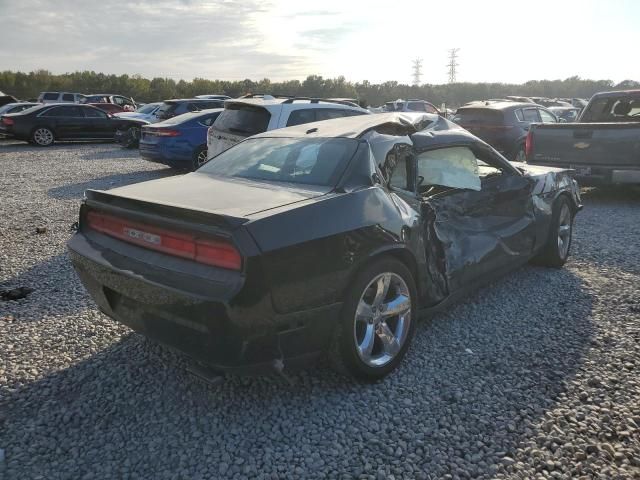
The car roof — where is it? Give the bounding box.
[252,112,443,139]
[164,98,222,103]
[458,101,539,111]
[225,97,364,109]
[155,108,224,124]
[591,89,640,99]
[2,102,37,107]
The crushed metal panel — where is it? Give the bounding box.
[423,174,536,292]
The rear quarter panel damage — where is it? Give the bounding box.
[246,187,412,314]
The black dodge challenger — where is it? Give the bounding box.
[68,113,582,380]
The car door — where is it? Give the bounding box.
[414,145,536,292]
[41,105,86,138]
[82,106,112,137]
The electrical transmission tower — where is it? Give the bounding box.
[412,58,423,86]
[446,48,459,83]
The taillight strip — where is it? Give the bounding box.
[86,211,241,270]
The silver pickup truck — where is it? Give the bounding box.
[526,90,640,185]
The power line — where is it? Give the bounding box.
[446,48,459,83]
[412,58,423,86]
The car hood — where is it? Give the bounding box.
[104,172,331,219]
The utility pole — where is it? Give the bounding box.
[412,58,423,86]
[446,48,459,83]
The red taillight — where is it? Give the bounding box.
[524,130,533,160]
[145,128,181,137]
[1,117,14,126]
[86,211,241,270]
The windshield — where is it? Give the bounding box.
[199,137,359,186]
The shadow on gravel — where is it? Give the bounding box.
[0,253,92,322]
[580,185,640,202]
[1,264,595,478]
[0,140,114,155]
[47,169,179,199]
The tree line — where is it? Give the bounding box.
[1,70,637,108]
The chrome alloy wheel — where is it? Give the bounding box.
[196,148,208,167]
[353,272,412,368]
[34,128,53,146]
[557,202,572,259]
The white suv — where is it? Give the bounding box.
[206,95,369,160]
[37,92,85,103]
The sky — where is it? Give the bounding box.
[1,0,638,85]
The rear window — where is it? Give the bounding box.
[213,104,271,136]
[198,137,358,186]
[42,93,58,100]
[452,109,504,125]
[62,93,75,101]
[581,96,640,122]
[407,102,426,112]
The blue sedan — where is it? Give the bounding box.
[139,109,222,170]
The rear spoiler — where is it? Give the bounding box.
[84,190,249,233]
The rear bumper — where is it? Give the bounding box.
[569,166,639,185]
[528,158,640,185]
[67,232,340,374]
[139,142,192,168]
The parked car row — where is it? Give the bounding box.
[451,101,559,161]
[36,91,137,111]
[0,103,145,146]
[526,89,640,185]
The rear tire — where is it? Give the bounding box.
[192,145,208,171]
[31,127,54,146]
[122,126,140,149]
[329,257,417,381]
[531,195,574,268]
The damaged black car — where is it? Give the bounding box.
[68,112,582,380]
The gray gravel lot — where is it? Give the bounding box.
[1,140,639,479]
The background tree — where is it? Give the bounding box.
[0,70,631,107]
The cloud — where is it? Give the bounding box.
[0,0,312,80]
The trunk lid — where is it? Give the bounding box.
[90,172,330,221]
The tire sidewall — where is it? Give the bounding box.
[123,126,140,149]
[336,257,418,380]
[553,196,573,262]
[31,126,55,147]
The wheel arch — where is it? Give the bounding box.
[343,245,421,303]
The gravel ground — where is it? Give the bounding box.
[1,140,639,480]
